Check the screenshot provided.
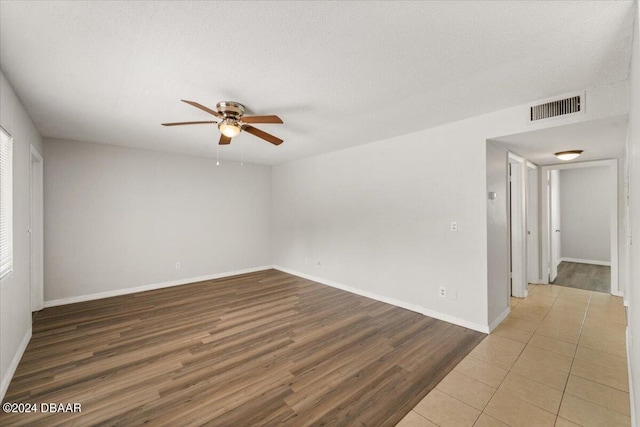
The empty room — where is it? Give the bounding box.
[1,1,639,426]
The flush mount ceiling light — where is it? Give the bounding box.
[555,150,583,161]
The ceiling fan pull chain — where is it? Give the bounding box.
[216,144,220,166]
[240,139,244,166]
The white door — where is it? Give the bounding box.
[30,146,44,312]
[549,170,561,283]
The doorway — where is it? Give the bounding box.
[30,146,43,312]
[541,159,618,295]
[507,154,540,299]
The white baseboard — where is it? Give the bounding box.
[273,265,490,333]
[43,263,491,331]
[626,327,636,427]
[559,257,611,267]
[43,265,273,308]
[489,306,511,332]
[624,299,629,307]
[1,326,31,403]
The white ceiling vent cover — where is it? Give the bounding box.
[529,92,585,123]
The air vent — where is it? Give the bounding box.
[530,95,582,122]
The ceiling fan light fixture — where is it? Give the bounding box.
[219,119,241,138]
[555,150,583,161]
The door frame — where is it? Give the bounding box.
[30,145,44,312]
[526,162,542,284]
[508,152,527,298]
[540,159,619,295]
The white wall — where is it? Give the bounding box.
[0,72,44,400]
[272,128,490,330]
[43,138,272,303]
[272,80,629,332]
[624,4,640,424]
[559,167,610,263]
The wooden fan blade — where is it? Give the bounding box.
[181,100,223,118]
[240,115,283,124]
[219,134,231,145]
[243,125,283,146]
[162,121,216,126]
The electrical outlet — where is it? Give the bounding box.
[439,287,446,298]
[450,221,458,232]
[175,262,181,270]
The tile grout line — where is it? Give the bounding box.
[530,288,630,422]
[500,287,628,425]
[463,290,546,426]
[561,293,632,419]
[433,340,513,425]
[433,387,483,426]
[478,287,586,424]
[503,290,562,421]
[406,409,434,426]
[554,290,591,426]
[470,287,560,426]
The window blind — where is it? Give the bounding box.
[0,127,13,279]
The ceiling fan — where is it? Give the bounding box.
[162,100,284,146]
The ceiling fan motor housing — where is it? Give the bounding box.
[216,101,245,119]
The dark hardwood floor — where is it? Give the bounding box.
[1,269,484,426]
[553,261,611,293]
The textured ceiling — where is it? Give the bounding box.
[492,115,628,166]
[0,1,635,164]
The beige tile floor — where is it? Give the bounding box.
[397,284,630,427]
